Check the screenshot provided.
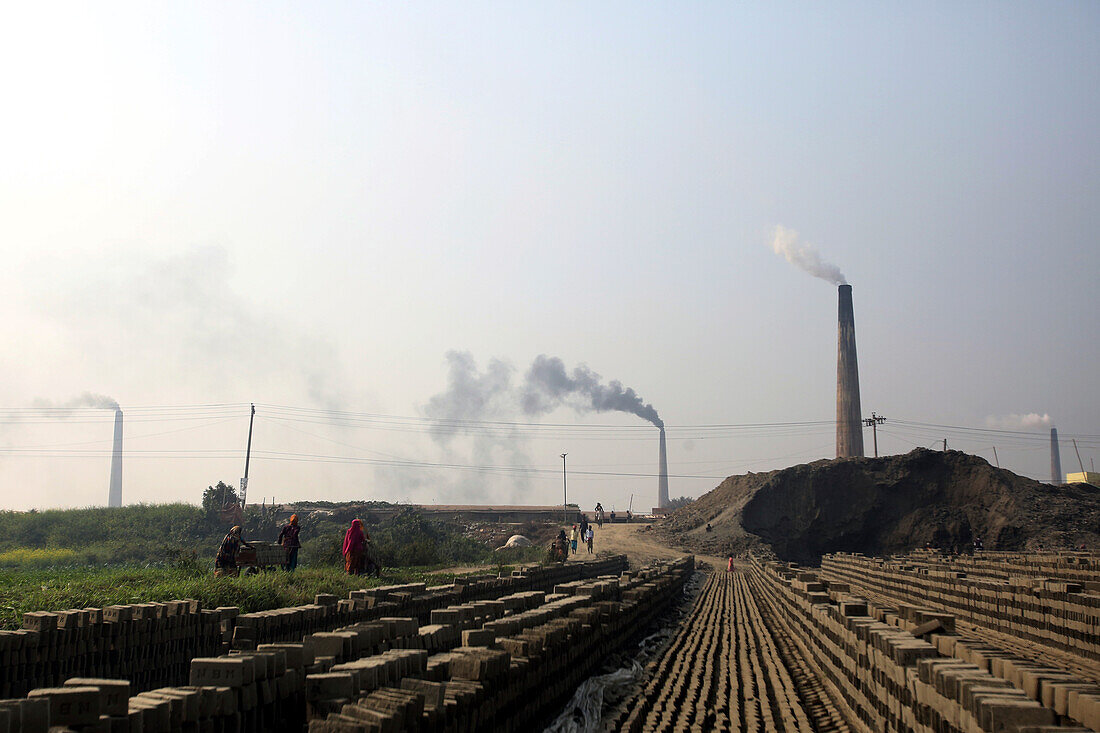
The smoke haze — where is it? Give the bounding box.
[986,413,1053,429]
[421,351,530,502]
[33,392,119,414]
[770,225,847,285]
[424,351,515,445]
[521,355,663,428]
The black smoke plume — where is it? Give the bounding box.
[521,355,663,428]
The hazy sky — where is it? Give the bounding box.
[2,2,1098,511]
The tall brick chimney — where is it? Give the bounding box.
[836,284,864,458]
[657,427,669,508]
[108,408,123,507]
[1051,427,1062,484]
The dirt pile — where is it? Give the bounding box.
[656,448,1100,564]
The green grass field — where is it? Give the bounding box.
[0,562,531,630]
[0,503,547,628]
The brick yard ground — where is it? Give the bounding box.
[4,529,1100,731]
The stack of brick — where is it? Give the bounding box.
[2,601,221,698]
[186,644,308,731]
[308,557,694,732]
[821,553,1100,662]
[749,556,1096,732]
[215,556,629,654]
[0,697,50,732]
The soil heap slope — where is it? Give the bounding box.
[656,448,1100,564]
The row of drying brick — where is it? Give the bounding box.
[0,558,676,732]
[818,558,1100,727]
[0,556,627,702]
[0,639,309,733]
[821,554,1100,664]
[750,556,1097,733]
[307,558,695,732]
[227,556,628,650]
[6,602,224,698]
[931,553,1100,587]
[611,569,818,733]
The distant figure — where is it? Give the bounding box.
[706,523,713,533]
[570,524,579,554]
[595,503,604,529]
[973,536,983,552]
[626,510,632,523]
[610,511,616,523]
[585,527,594,554]
[278,514,302,571]
[727,556,734,573]
[580,515,589,539]
[343,519,367,575]
[215,526,249,577]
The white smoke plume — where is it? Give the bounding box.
[32,392,119,415]
[769,225,847,285]
[985,413,1052,429]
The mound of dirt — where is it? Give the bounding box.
[656,448,1100,565]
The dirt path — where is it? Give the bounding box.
[594,521,725,569]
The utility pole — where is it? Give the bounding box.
[241,404,256,509]
[560,453,568,525]
[862,413,886,457]
[992,446,1000,468]
[1073,439,1086,475]
[943,438,948,452]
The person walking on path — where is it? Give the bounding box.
[595,503,604,529]
[277,514,302,571]
[585,527,594,554]
[343,518,367,575]
[215,526,248,577]
[570,524,579,554]
[727,556,734,573]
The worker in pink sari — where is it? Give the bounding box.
[342,519,367,575]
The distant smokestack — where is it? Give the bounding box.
[836,284,864,458]
[1051,427,1062,484]
[657,427,669,508]
[108,409,123,507]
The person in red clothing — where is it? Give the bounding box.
[342,518,367,575]
[277,514,301,571]
[727,556,734,573]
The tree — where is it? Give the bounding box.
[202,482,239,516]
[667,495,694,510]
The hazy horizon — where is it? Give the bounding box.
[2,2,1098,510]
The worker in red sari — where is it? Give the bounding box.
[342,518,367,575]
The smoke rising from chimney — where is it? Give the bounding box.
[522,355,663,428]
[421,351,664,502]
[770,225,847,285]
[33,392,119,414]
